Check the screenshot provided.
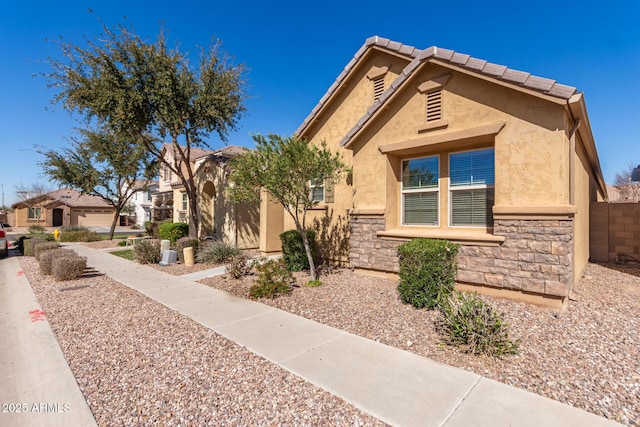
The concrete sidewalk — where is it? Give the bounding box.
[0,255,97,427]
[62,243,620,427]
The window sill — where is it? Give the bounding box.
[309,205,328,211]
[377,228,505,246]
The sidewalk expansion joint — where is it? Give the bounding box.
[438,375,481,427]
[204,307,280,329]
[280,332,346,364]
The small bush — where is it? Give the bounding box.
[20,233,55,256]
[134,239,161,264]
[51,255,87,281]
[39,249,76,275]
[118,240,127,246]
[144,221,160,238]
[397,238,459,310]
[159,222,189,244]
[28,225,46,233]
[249,259,294,299]
[227,254,253,279]
[61,225,90,232]
[436,291,521,356]
[59,230,101,242]
[279,229,317,271]
[33,241,60,259]
[306,279,322,287]
[196,240,239,264]
[176,237,199,263]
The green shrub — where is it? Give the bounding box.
[144,221,160,238]
[158,222,189,244]
[249,259,294,299]
[279,229,317,271]
[397,238,459,310]
[196,240,239,264]
[133,239,161,264]
[38,249,76,275]
[61,225,90,232]
[436,291,521,356]
[28,225,46,233]
[227,254,253,279]
[59,230,101,242]
[306,279,322,287]
[33,241,60,259]
[176,237,199,263]
[51,255,87,281]
[118,240,127,246]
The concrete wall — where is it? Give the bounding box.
[590,203,640,262]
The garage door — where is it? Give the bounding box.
[71,209,114,227]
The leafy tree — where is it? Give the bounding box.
[39,128,157,239]
[45,23,247,237]
[613,163,640,202]
[228,134,349,281]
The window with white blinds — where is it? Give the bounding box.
[449,148,495,226]
[402,156,439,225]
[310,179,324,202]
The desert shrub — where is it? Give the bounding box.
[144,221,160,238]
[51,255,87,281]
[28,225,46,233]
[133,239,161,264]
[20,233,55,255]
[33,241,60,259]
[196,240,239,264]
[436,291,521,356]
[249,259,294,299]
[397,238,459,310]
[38,249,75,275]
[279,229,317,271]
[158,222,189,244]
[227,254,253,279]
[59,229,101,242]
[176,237,199,263]
[61,225,90,232]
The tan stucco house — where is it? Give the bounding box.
[12,188,116,228]
[194,145,260,249]
[260,36,607,306]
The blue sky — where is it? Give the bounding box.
[1,0,638,206]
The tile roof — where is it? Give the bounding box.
[45,189,113,208]
[162,143,217,161]
[294,36,579,146]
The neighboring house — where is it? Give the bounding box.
[155,144,215,223]
[193,145,260,249]
[11,188,116,228]
[126,180,158,227]
[259,36,607,307]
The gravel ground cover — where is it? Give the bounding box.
[20,256,385,426]
[201,262,640,426]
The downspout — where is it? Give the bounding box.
[568,118,581,206]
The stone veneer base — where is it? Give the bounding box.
[350,216,574,300]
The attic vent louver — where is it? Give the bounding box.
[426,89,442,122]
[373,76,385,101]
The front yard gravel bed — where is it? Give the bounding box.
[201,263,640,426]
[20,257,385,426]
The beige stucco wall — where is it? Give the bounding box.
[13,206,48,228]
[573,134,593,281]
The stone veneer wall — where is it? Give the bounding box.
[349,216,574,298]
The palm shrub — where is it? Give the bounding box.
[397,238,459,310]
[159,222,189,244]
[279,229,317,271]
[176,237,199,263]
[196,240,239,264]
[133,239,161,264]
[436,291,521,356]
[51,255,87,281]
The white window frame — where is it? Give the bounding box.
[401,155,439,226]
[28,207,42,220]
[449,147,495,228]
[182,193,188,211]
[310,179,324,203]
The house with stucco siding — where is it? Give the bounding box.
[258,36,607,307]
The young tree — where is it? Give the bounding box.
[613,163,640,202]
[39,128,157,239]
[228,134,349,281]
[45,23,247,237]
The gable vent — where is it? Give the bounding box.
[373,76,385,101]
[426,89,442,122]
